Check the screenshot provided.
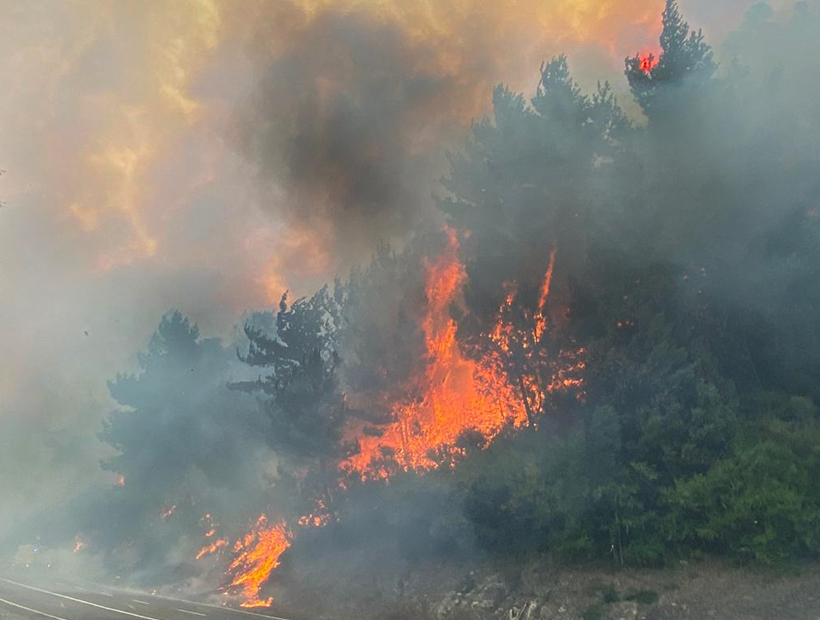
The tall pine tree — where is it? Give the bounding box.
[625,0,716,121]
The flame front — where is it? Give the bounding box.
[346,228,529,472]
[226,515,292,608]
[220,230,584,604]
[196,537,228,560]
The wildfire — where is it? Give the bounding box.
[346,227,529,472]
[297,499,332,528]
[217,229,584,605]
[534,247,558,341]
[226,515,292,608]
[196,513,229,561]
[639,53,657,73]
[160,505,176,520]
[72,536,86,554]
[116,475,125,487]
[196,537,228,560]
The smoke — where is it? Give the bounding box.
[233,8,453,253]
[0,0,672,543]
[0,0,809,594]
[227,0,677,263]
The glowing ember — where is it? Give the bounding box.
[196,537,228,560]
[72,536,86,553]
[345,227,528,472]
[297,499,332,528]
[639,53,657,73]
[227,515,292,608]
[116,475,125,487]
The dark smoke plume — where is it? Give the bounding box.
[232,7,465,259]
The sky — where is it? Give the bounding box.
[0,0,791,533]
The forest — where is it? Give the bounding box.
[34,0,820,602]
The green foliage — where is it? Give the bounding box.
[98,311,260,573]
[664,419,820,564]
[232,285,353,519]
[283,0,820,571]
[413,0,820,569]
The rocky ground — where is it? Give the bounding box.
[276,556,820,620]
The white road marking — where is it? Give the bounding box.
[176,609,206,616]
[0,595,71,620]
[135,593,293,620]
[181,601,292,620]
[133,599,152,605]
[0,578,165,620]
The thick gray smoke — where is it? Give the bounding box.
[231,6,462,260]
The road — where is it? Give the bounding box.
[0,575,294,620]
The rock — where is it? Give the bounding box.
[507,601,539,620]
[469,576,510,610]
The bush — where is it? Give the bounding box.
[664,430,820,564]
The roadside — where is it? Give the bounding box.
[275,556,820,620]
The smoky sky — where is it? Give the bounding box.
[230,0,778,262]
[233,8,453,252]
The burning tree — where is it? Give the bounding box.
[625,0,716,121]
[441,55,617,422]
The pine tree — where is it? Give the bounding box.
[625,0,716,120]
[233,285,353,519]
[98,311,255,571]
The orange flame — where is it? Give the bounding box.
[345,227,528,472]
[196,537,228,560]
[535,247,558,341]
[227,515,292,608]
[639,53,657,73]
[223,230,584,602]
[297,499,332,528]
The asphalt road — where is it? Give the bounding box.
[0,575,294,620]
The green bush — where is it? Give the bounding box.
[664,431,820,564]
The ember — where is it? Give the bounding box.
[639,53,657,73]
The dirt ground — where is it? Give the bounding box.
[276,555,820,620]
